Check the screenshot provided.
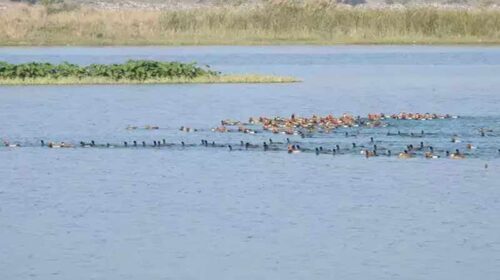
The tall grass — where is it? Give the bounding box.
[1,2,500,45]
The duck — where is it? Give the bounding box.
[451,136,461,143]
[361,149,377,158]
[268,138,284,145]
[416,141,425,151]
[3,141,20,147]
[145,125,160,130]
[313,146,330,155]
[221,119,240,126]
[48,142,61,148]
[449,149,465,159]
[180,126,197,133]
[398,150,414,159]
[424,146,439,158]
[424,152,439,159]
[244,142,259,149]
[212,126,229,133]
[48,142,73,148]
[466,143,476,150]
[263,142,269,151]
[80,141,91,148]
[479,128,493,137]
[287,144,301,154]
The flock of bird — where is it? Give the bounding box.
[2,112,498,160]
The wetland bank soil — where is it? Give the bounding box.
[1,46,500,279]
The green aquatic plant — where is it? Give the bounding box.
[0,60,298,85]
[0,60,220,81]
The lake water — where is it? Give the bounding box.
[1,46,500,280]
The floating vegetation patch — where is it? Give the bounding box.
[0,60,297,84]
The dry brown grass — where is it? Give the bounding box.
[0,75,299,85]
[1,2,500,45]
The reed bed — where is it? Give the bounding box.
[1,2,500,45]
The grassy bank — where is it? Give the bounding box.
[1,2,500,45]
[0,75,299,85]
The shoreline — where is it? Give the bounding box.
[3,41,500,47]
[1,44,499,50]
[0,75,300,86]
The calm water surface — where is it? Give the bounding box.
[1,46,500,280]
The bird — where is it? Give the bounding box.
[361,149,376,158]
[3,141,20,147]
[288,145,300,154]
[424,152,439,159]
[450,149,465,159]
[466,143,476,150]
[398,150,413,159]
[48,142,73,148]
[451,136,461,143]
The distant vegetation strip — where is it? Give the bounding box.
[0,60,218,80]
[1,2,500,45]
[0,60,298,85]
[0,75,299,85]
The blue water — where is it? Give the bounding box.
[1,46,500,280]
